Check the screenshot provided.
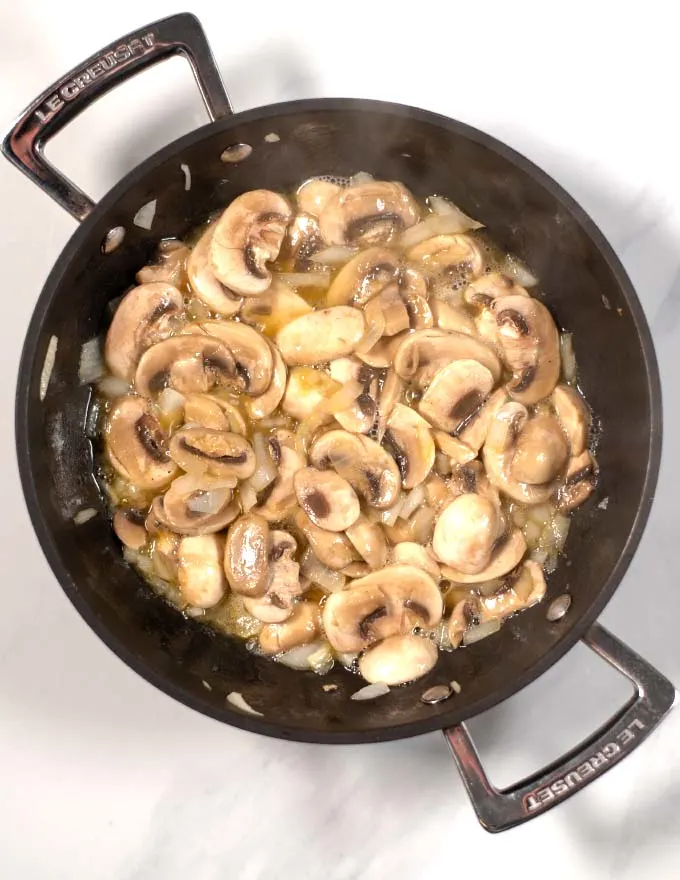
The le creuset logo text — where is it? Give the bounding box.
[34,33,156,123]
[523,717,646,813]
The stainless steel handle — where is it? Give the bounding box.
[445,623,676,833]
[1,13,232,221]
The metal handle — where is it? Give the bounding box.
[445,622,676,833]
[1,13,232,222]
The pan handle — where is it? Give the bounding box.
[444,622,676,833]
[1,13,232,222]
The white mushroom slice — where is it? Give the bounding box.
[440,529,527,584]
[557,451,597,512]
[240,281,312,337]
[419,359,495,434]
[155,474,238,535]
[480,560,546,620]
[105,282,184,380]
[309,430,401,509]
[406,233,485,281]
[383,404,435,489]
[224,513,270,597]
[183,394,247,434]
[356,331,405,369]
[552,384,589,456]
[243,343,287,420]
[189,321,274,396]
[448,597,481,648]
[377,283,410,336]
[112,509,147,550]
[433,493,501,574]
[341,562,372,578]
[457,387,508,452]
[431,301,478,336]
[389,542,441,581]
[259,602,321,654]
[210,189,292,296]
[345,516,388,570]
[493,295,561,404]
[328,358,378,434]
[376,368,404,442]
[294,466,360,531]
[293,509,359,570]
[169,427,255,479]
[177,534,225,608]
[400,267,433,330]
[134,334,236,398]
[319,182,419,246]
[282,367,340,421]
[464,271,528,307]
[245,530,303,623]
[321,564,443,652]
[326,247,400,307]
[276,307,365,365]
[187,226,243,315]
[106,395,178,489]
[297,178,342,217]
[257,435,306,522]
[433,431,476,465]
[510,414,569,485]
[393,329,502,387]
[359,634,438,685]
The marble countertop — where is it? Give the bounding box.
[1,1,679,877]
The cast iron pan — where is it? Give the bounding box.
[3,14,676,831]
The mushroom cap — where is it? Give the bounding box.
[245,530,303,623]
[493,295,561,404]
[319,182,419,246]
[557,450,597,512]
[276,307,365,366]
[177,534,225,608]
[282,366,340,421]
[407,233,485,280]
[106,395,178,489]
[187,226,243,315]
[359,634,438,685]
[418,359,495,434]
[240,280,312,337]
[296,178,342,217]
[326,247,400,307]
[293,509,360,570]
[293,466,361,532]
[155,473,239,535]
[134,334,237,398]
[440,529,527,584]
[552,384,589,456]
[510,414,569,485]
[224,513,270,597]
[345,516,388,571]
[393,329,502,387]
[189,320,274,396]
[309,429,401,509]
[210,189,292,296]
[259,601,321,655]
[169,426,256,479]
[105,282,184,381]
[383,403,435,489]
[432,493,500,574]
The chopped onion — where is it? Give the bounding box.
[400,211,483,249]
[264,132,280,143]
[180,162,191,191]
[310,246,357,265]
[528,503,553,527]
[185,606,205,618]
[320,380,363,414]
[349,171,374,186]
[250,433,278,491]
[79,337,105,384]
[186,488,229,515]
[227,692,263,716]
[502,254,538,288]
[429,195,484,224]
[97,376,130,397]
[530,547,549,565]
[133,199,157,230]
[301,548,346,592]
[409,505,436,544]
[463,618,502,645]
[295,412,330,457]
[73,507,97,525]
[239,482,258,511]
[379,494,405,526]
[399,485,426,520]
[351,682,390,701]
[451,679,462,694]
[202,679,212,691]
[278,271,331,289]
[308,643,334,675]
[337,652,358,669]
[40,335,58,401]
[277,642,324,670]
[434,452,452,476]
[355,296,386,354]
[560,333,577,383]
[157,387,185,417]
[551,513,571,553]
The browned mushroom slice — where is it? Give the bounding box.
[105,282,184,381]
[383,404,435,489]
[224,513,270,597]
[112,508,147,549]
[440,529,527,584]
[393,329,502,387]
[552,384,589,456]
[297,178,342,217]
[418,359,495,434]
[556,451,597,512]
[359,634,438,685]
[189,321,274,396]
[457,388,508,452]
[210,189,292,296]
[326,247,400,307]
[510,414,569,485]
[245,530,303,623]
[293,508,360,570]
[134,334,236,398]
[493,295,561,404]
[294,466,361,532]
[177,534,225,608]
[319,182,419,246]
[154,473,239,536]
[106,395,178,489]
[309,430,401,509]
[480,560,546,620]
[259,601,321,654]
[276,307,365,365]
[407,233,485,282]
[432,493,501,574]
[187,226,243,315]
[169,427,256,479]
[240,280,312,337]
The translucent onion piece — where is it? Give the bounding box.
[301,548,347,592]
[355,296,386,354]
[319,380,364,414]
[239,482,258,511]
[97,376,130,398]
[463,618,502,645]
[351,682,390,701]
[348,171,375,186]
[309,246,357,266]
[399,485,426,520]
[277,642,325,670]
[157,387,185,417]
[379,494,405,526]
[79,337,105,384]
[186,487,229,515]
[250,433,278,491]
[278,272,331,289]
[560,333,577,383]
[399,210,483,249]
[502,254,538,287]
[227,692,263,716]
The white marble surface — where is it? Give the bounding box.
[1,1,680,877]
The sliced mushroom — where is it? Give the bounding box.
[321,564,443,652]
[297,178,342,217]
[393,329,502,387]
[169,427,255,479]
[190,321,274,396]
[105,282,184,381]
[464,271,528,307]
[480,560,546,620]
[493,295,560,404]
[433,431,476,465]
[210,190,292,296]
[223,514,270,597]
[375,368,404,442]
[136,239,189,287]
[243,343,287,420]
[356,331,406,369]
[328,358,378,434]
[407,233,485,282]
[187,226,243,315]
[400,267,433,330]
[341,562,372,579]
[245,530,303,623]
[325,247,400,307]
[431,300,477,336]
[319,182,419,246]
[556,451,597,512]
[419,359,495,434]
[382,404,435,489]
[240,280,312,337]
[510,414,569,485]
[424,473,454,511]
[376,283,410,336]
[281,367,340,421]
[448,597,480,648]
[258,601,320,654]
[552,384,589,456]
[155,473,239,535]
[112,508,147,550]
[345,516,388,570]
[282,212,323,270]
[359,634,438,685]
[106,395,178,489]
[257,434,306,522]
[389,542,441,581]
[293,509,359,570]
[432,493,501,574]
[177,534,225,608]
[457,387,508,452]
[134,334,237,398]
[309,430,401,509]
[440,529,527,584]
[183,394,247,434]
[276,307,365,365]
[294,466,360,531]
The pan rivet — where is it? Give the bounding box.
[420,684,453,705]
[101,226,125,254]
[546,593,572,622]
[220,143,252,164]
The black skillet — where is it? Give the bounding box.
[3,13,675,832]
